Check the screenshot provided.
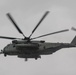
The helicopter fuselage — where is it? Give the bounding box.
[2,40,76,60]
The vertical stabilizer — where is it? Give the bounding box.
[71,36,76,45]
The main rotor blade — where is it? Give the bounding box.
[29,11,50,38]
[31,29,69,40]
[0,36,20,40]
[7,13,26,38]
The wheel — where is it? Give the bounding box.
[25,58,28,61]
[35,58,38,60]
[4,53,7,57]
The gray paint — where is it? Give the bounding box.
[0,0,76,75]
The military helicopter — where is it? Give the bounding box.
[0,11,76,61]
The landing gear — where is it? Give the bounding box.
[37,55,41,59]
[35,56,41,60]
[35,57,38,60]
[4,53,7,57]
[25,58,28,61]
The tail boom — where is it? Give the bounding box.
[71,36,76,45]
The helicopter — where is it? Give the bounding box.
[0,11,76,61]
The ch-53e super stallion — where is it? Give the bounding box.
[0,11,76,61]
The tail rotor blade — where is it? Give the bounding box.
[71,27,76,31]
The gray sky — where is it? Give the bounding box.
[0,0,76,75]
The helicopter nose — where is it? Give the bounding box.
[2,48,7,54]
[1,49,8,56]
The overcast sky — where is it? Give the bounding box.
[0,0,76,75]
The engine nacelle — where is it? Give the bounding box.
[12,40,27,44]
